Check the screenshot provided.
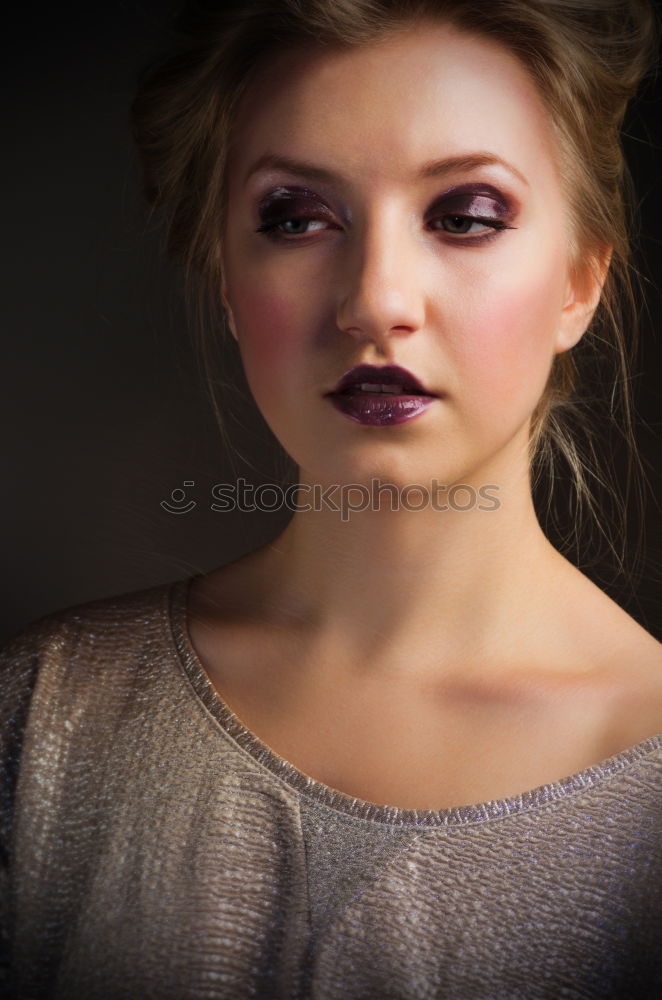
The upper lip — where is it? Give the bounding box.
[328,363,438,396]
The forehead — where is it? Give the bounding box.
[228,22,561,196]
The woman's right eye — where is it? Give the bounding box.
[254,188,338,241]
[255,216,332,239]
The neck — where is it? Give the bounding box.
[234,454,568,680]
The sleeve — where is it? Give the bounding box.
[0,617,58,992]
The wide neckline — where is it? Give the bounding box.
[166,573,662,828]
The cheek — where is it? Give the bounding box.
[451,267,564,410]
[229,285,304,403]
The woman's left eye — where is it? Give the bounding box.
[431,214,509,236]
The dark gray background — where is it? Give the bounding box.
[3,2,661,642]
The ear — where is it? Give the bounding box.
[221,277,238,343]
[554,246,612,355]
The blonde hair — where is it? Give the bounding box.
[131,0,659,599]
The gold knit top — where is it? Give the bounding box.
[1,575,661,998]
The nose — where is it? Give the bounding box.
[335,211,427,349]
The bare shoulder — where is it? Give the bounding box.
[574,576,661,676]
[552,559,662,742]
[605,631,662,749]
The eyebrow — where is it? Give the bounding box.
[243,151,529,189]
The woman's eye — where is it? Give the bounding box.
[432,214,509,236]
[254,189,338,241]
[256,216,332,237]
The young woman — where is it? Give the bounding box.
[2,1,661,997]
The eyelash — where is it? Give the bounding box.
[254,206,515,244]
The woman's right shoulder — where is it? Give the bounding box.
[0,577,186,723]
[0,578,189,825]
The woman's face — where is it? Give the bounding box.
[221,22,593,490]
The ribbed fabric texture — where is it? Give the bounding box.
[0,575,661,999]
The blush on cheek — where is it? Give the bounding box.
[236,289,289,349]
[230,286,306,407]
[459,278,562,407]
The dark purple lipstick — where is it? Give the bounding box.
[324,363,439,426]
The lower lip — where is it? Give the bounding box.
[325,393,438,426]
